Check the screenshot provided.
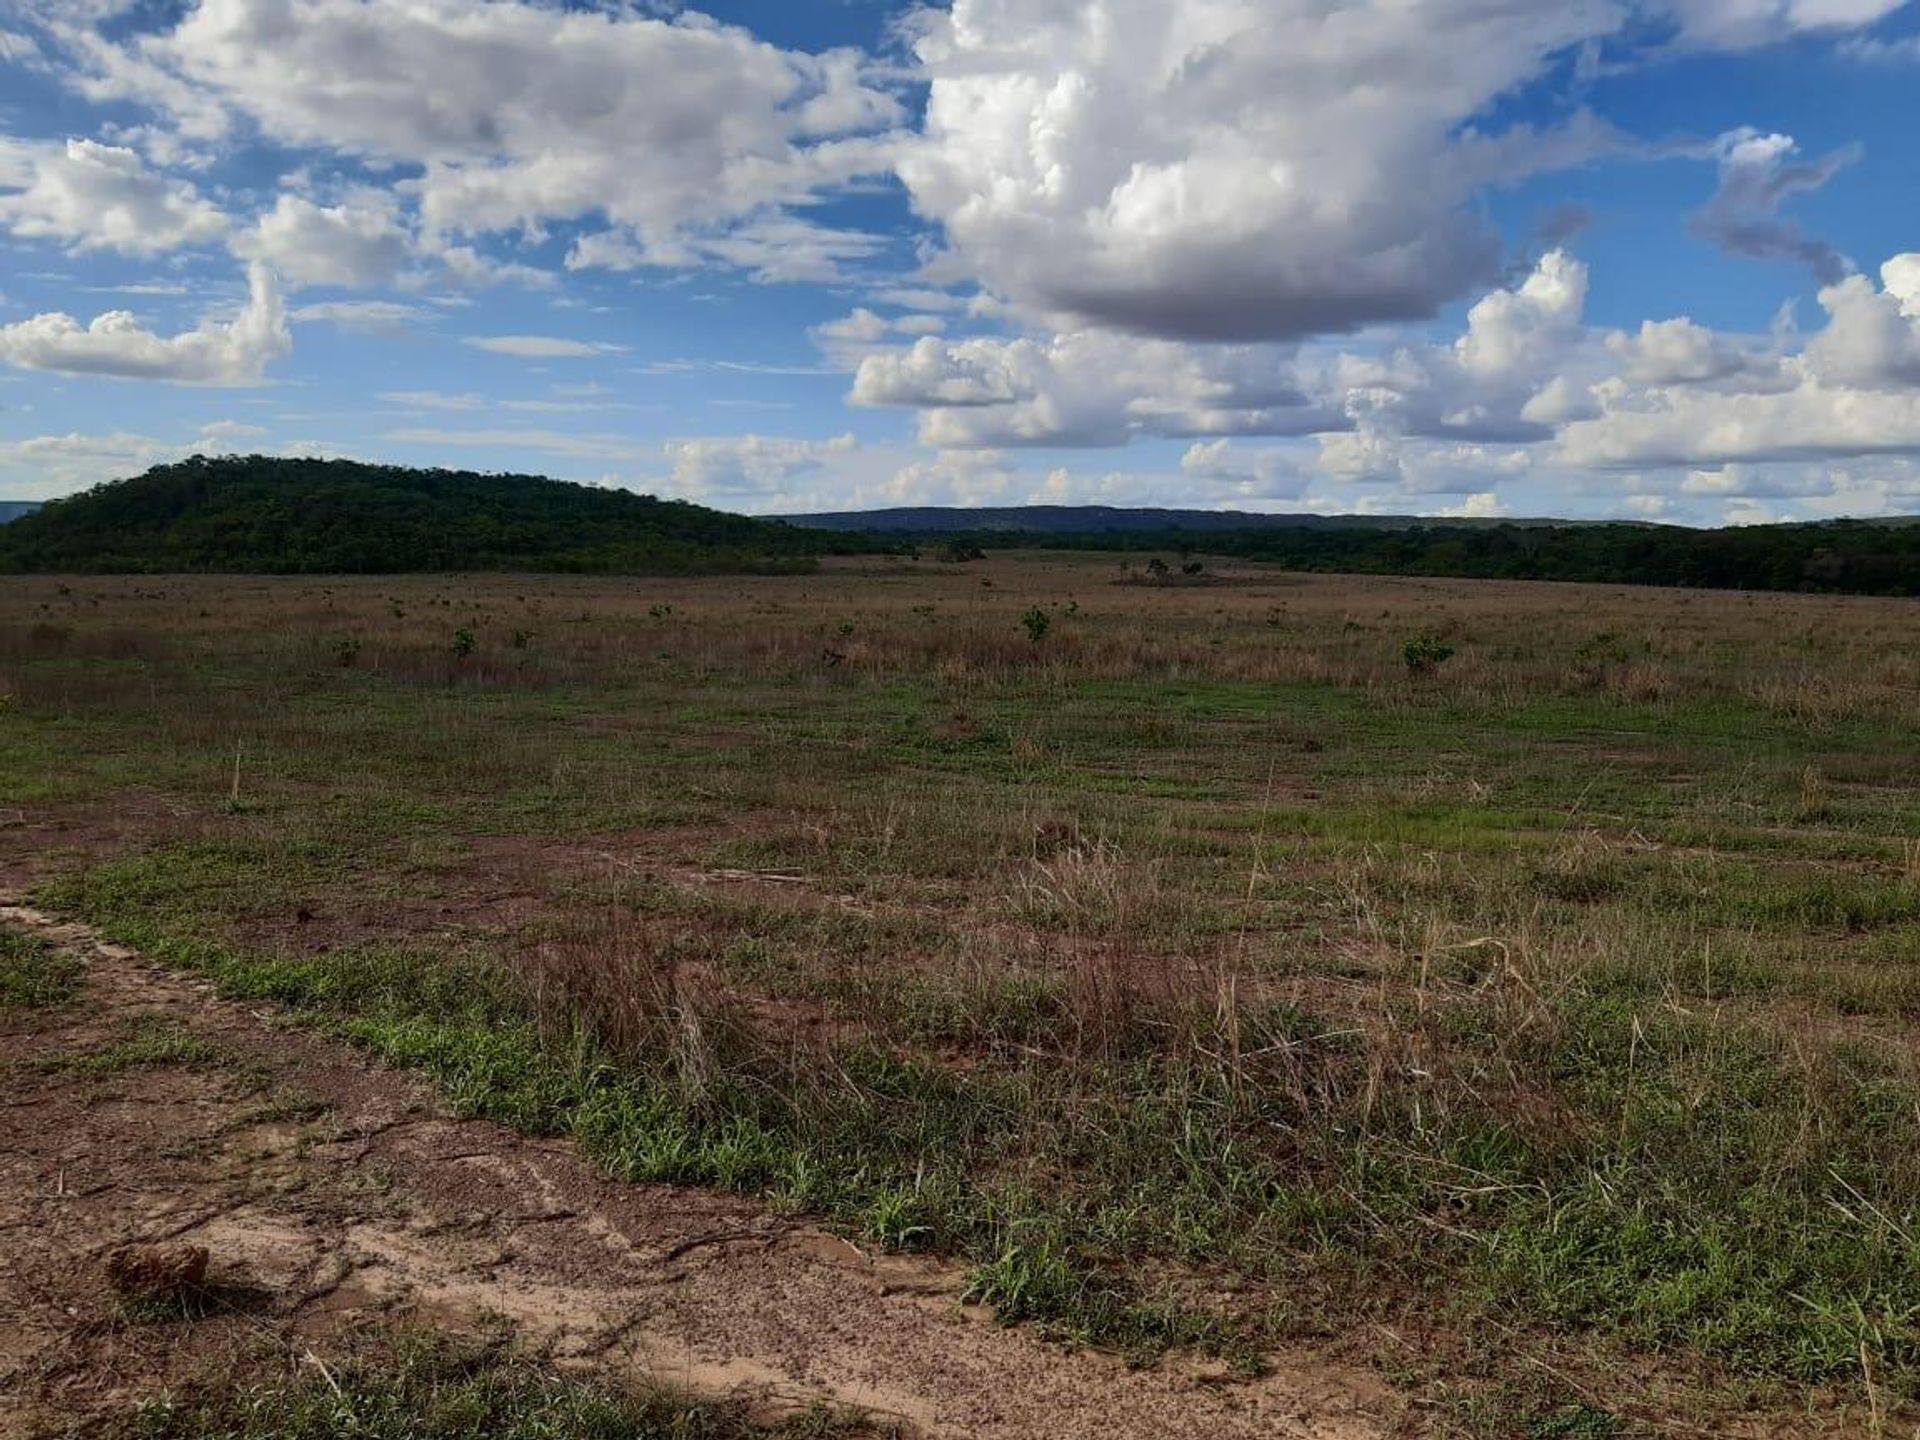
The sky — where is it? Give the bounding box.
[1,1,1919,524]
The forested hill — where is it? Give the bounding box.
[0,456,869,575]
[0,501,39,525]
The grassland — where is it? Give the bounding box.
[4,553,1919,1433]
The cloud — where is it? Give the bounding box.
[290,300,431,332]
[1438,492,1510,519]
[1689,128,1858,283]
[0,28,42,65]
[811,307,948,367]
[1679,462,1833,496]
[877,449,1028,507]
[1665,0,1909,47]
[1180,439,1308,499]
[384,427,647,461]
[381,390,484,411]
[0,136,227,256]
[571,216,893,285]
[0,430,189,499]
[1560,253,1920,467]
[63,0,902,273]
[1840,31,1920,60]
[899,2,1696,342]
[0,419,279,499]
[663,432,858,498]
[465,335,626,359]
[1563,385,1920,467]
[893,0,1912,344]
[232,193,411,290]
[1325,249,1596,444]
[0,262,289,384]
[1803,259,1920,389]
[1603,315,1793,390]
[852,329,1345,447]
[1317,429,1407,486]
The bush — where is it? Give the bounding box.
[1403,631,1455,674]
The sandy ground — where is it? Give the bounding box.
[0,901,1407,1439]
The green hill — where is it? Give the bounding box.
[0,456,867,575]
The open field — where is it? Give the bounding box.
[5,553,1920,1436]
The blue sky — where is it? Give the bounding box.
[1,0,1919,524]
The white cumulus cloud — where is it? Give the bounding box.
[232,193,412,290]
[664,433,859,498]
[0,136,227,256]
[65,0,903,276]
[1561,253,1920,467]
[852,329,1344,447]
[0,262,289,384]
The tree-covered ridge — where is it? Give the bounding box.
[928,518,1920,596]
[0,456,870,575]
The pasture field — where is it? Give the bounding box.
[5,552,1920,1436]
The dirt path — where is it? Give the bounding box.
[0,902,1406,1440]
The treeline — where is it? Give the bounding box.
[0,456,876,575]
[921,519,1920,596]
[10,457,1917,594]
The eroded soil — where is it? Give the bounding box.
[0,902,1404,1440]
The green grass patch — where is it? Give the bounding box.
[0,928,83,1009]
[43,1015,222,1076]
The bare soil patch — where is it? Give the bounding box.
[0,902,1403,1440]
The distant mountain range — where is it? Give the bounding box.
[787,505,1583,534]
[0,501,41,525]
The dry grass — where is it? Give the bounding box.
[11,553,1920,1432]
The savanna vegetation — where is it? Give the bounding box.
[5,554,1920,1433]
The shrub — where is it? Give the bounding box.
[1403,631,1455,674]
